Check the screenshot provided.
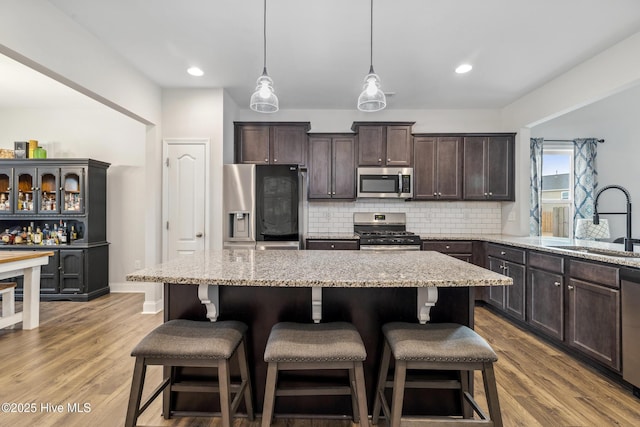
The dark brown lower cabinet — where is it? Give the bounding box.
[567,277,620,371]
[486,244,526,321]
[527,251,565,340]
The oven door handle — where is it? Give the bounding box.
[398,171,402,196]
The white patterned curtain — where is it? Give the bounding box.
[530,138,544,236]
[573,138,598,237]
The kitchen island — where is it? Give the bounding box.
[127,249,512,418]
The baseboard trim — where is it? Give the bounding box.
[110,282,163,314]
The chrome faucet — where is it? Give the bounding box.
[593,185,633,251]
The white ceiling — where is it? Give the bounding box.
[6,0,640,110]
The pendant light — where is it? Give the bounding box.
[250,0,279,113]
[357,0,386,112]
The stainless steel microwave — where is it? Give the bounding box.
[356,167,413,198]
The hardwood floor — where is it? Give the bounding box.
[0,293,638,426]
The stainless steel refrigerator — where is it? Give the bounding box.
[223,164,303,250]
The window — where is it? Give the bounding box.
[540,146,573,237]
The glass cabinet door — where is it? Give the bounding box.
[14,168,37,213]
[61,168,85,214]
[0,168,13,214]
[38,167,60,214]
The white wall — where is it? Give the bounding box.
[0,106,147,286]
[234,108,504,133]
[531,83,640,241]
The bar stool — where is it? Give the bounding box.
[125,319,254,427]
[372,322,502,427]
[262,321,369,427]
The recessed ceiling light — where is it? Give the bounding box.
[455,64,473,74]
[187,67,204,77]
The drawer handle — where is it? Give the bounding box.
[568,285,575,290]
[554,281,561,287]
[500,251,506,255]
[330,244,335,249]
[445,245,450,249]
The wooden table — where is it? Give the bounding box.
[127,249,512,417]
[0,251,53,330]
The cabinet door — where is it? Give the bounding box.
[60,167,85,214]
[527,267,564,340]
[357,126,385,165]
[14,167,37,213]
[59,249,85,294]
[332,137,356,199]
[462,137,486,200]
[413,137,437,199]
[504,261,526,321]
[38,167,60,214]
[308,137,332,199]
[272,126,307,166]
[567,278,621,371]
[486,136,513,200]
[40,250,60,294]
[0,168,13,214]
[236,125,270,164]
[386,126,412,166]
[435,137,462,199]
[487,256,505,309]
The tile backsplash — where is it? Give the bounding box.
[307,200,502,235]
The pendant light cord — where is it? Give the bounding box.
[369,0,373,68]
[263,0,267,71]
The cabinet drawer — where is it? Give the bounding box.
[528,251,564,274]
[422,241,472,254]
[487,244,525,264]
[570,259,619,288]
[306,240,359,250]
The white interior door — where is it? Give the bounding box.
[162,139,209,261]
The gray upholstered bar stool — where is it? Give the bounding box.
[125,319,254,427]
[372,322,502,427]
[261,321,370,427]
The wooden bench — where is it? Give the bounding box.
[0,283,22,329]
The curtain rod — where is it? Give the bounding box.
[544,138,605,143]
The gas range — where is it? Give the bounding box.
[354,212,421,250]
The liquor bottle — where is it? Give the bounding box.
[43,223,50,244]
[59,220,67,244]
[1,229,10,244]
[70,225,77,242]
[26,226,33,245]
[33,227,43,245]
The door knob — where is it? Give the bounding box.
[196,232,203,238]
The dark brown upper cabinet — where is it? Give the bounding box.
[234,122,310,166]
[351,122,414,166]
[462,134,515,201]
[413,136,462,200]
[307,134,356,200]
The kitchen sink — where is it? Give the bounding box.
[548,245,640,258]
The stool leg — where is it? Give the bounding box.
[219,359,232,427]
[372,341,391,424]
[460,370,472,418]
[162,366,174,419]
[125,357,147,427]
[482,363,503,427]
[261,362,278,427]
[390,360,407,427]
[354,362,370,427]
[349,367,360,422]
[237,337,255,421]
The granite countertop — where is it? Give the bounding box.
[306,233,360,240]
[126,249,512,288]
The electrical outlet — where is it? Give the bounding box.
[134,260,142,269]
